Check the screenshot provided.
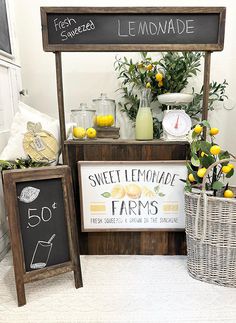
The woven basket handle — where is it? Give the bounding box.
[201,157,236,192]
[195,157,236,241]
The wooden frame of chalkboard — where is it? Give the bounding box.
[40,7,226,52]
[3,166,83,306]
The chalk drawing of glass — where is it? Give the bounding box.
[30,234,55,270]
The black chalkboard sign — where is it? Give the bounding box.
[16,178,70,272]
[0,0,11,54]
[3,166,82,306]
[41,7,226,52]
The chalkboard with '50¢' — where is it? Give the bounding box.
[16,178,70,272]
[41,7,226,52]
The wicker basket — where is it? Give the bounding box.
[185,158,236,287]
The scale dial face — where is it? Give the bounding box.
[162,110,192,137]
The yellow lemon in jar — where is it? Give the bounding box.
[224,189,234,198]
[222,165,232,174]
[73,127,86,139]
[86,127,97,139]
[197,167,207,178]
[107,114,114,127]
[210,145,221,155]
[194,124,203,134]
[188,173,195,182]
[210,127,219,136]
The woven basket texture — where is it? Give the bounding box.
[185,188,236,287]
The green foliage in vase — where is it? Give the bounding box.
[114,52,228,138]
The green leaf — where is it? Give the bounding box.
[201,155,215,168]
[191,155,200,167]
[101,192,111,198]
[199,141,211,154]
[154,185,160,193]
[212,181,224,190]
[219,150,230,161]
[226,168,234,178]
[201,120,211,128]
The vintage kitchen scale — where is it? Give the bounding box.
[158,93,193,141]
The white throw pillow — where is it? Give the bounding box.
[0,102,60,162]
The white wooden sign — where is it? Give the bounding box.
[78,161,187,231]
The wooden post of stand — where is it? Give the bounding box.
[55,51,68,164]
[202,51,212,138]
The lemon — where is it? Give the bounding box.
[107,114,114,127]
[197,167,207,178]
[86,127,96,139]
[224,189,234,198]
[158,80,163,87]
[146,82,151,88]
[188,173,195,182]
[228,163,235,169]
[210,127,219,136]
[146,64,153,71]
[210,145,221,155]
[222,165,231,174]
[201,152,207,157]
[194,124,203,134]
[111,184,126,199]
[155,73,163,82]
[73,127,86,139]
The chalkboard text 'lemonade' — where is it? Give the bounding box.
[135,88,153,140]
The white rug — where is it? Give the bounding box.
[1,252,236,323]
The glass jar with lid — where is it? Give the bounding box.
[70,103,96,139]
[92,93,116,128]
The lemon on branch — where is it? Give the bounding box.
[197,167,207,178]
[224,189,234,198]
[222,165,232,174]
[194,124,203,134]
[210,127,219,136]
[210,145,221,155]
[188,173,195,182]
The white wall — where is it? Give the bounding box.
[12,0,236,154]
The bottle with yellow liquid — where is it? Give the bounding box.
[135,88,153,140]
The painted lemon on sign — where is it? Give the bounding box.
[111,184,126,199]
[125,183,142,199]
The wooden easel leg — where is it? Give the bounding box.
[16,277,26,306]
[74,265,83,289]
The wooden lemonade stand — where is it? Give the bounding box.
[41,7,225,255]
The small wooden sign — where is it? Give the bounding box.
[3,166,83,306]
[78,161,187,232]
[41,7,226,52]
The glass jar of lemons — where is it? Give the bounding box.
[70,103,96,140]
[92,93,116,128]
